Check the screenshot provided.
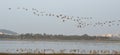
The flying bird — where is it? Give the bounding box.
[8,8,11,10]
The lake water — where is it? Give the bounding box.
[0,40,120,54]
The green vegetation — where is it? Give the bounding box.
[0,33,111,41]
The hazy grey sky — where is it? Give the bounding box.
[0,0,120,35]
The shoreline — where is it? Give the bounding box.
[0,39,120,43]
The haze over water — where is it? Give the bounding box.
[1,0,120,54]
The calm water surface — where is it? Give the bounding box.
[0,40,120,53]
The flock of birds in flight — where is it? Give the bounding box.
[8,7,120,28]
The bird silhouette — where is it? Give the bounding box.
[8,8,11,10]
[8,7,120,28]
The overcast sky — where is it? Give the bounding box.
[0,0,120,35]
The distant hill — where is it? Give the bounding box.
[0,29,17,35]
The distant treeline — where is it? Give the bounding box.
[0,33,110,40]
